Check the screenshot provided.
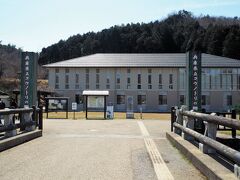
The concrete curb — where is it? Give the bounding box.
[0,130,42,152]
[166,132,237,180]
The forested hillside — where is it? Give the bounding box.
[39,10,240,65]
[0,43,21,79]
[0,42,46,83]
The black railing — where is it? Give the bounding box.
[0,106,43,137]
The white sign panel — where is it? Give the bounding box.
[72,102,77,110]
[87,96,104,108]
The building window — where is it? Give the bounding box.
[117,95,125,104]
[227,95,232,106]
[127,77,131,89]
[75,74,79,84]
[180,95,185,106]
[169,74,173,89]
[159,95,167,105]
[148,74,152,89]
[116,73,120,89]
[220,69,234,90]
[159,74,162,89]
[137,74,141,89]
[179,69,185,90]
[96,69,100,73]
[209,69,221,90]
[75,74,79,89]
[86,70,89,89]
[117,77,120,84]
[138,95,146,105]
[96,74,100,83]
[55,68,59,73]
[75,94,84,104]
[65,74,69,89]
[106,77,110,89]
[96,73,100,89]
[65,68,69,73]
[148,69,152,74]
[55,75,59,84]
[127,69,131,74]
[202,95,210,106]
[55,75,59,89]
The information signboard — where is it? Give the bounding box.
[20,52,38,108]
[48,99,67,111]
[87,96,104,108]
[187,51,202,111]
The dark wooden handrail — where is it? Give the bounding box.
[0,108,33,115]
[180,110,240,130]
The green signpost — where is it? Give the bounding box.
[187,51,202,111]
[20,52,38,108]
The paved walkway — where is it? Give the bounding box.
[0,119,206,180]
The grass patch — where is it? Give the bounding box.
[43,111,170,120]
[219,130,240,136]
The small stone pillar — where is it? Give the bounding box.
[4,109,17,138]
[23,111,35,132]
[234,164,240,179]
[182,110,195,141]
[174,107,182,135]
[199,113,217,154]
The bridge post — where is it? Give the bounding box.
[199,113,217,154]
[231,109,237,138]
[24,110,35,132]
[174,107,182,135]
[174,106,187,135]
[170,106,175,132]
[234,164,240,179]
[39,105,43,130]
[182,110,195,141]
[4,110,17,138]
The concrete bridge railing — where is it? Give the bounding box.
[171,106,240,178]
[0,106,43,138]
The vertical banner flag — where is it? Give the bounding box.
[20,52,38,108]
[187,51,201,111]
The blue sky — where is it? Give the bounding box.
[1,0,240,52]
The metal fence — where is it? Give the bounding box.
[0,106,43,138]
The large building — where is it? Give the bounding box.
[44,53,240,112]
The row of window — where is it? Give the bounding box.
[179,68,240,90]
[55,68,240,90]
[117,95,169,105]
[55,73,173,90]
[117,95,232,106]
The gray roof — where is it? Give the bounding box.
[43,53,240,68]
